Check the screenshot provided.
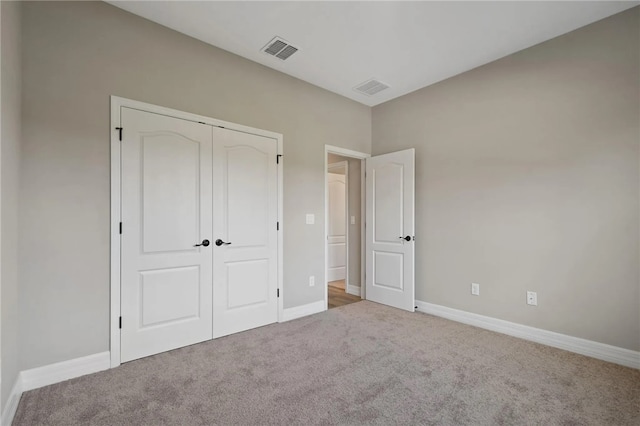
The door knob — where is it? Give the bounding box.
[399,236,412,241]
[215,239,232,246]
[194,239,210,247]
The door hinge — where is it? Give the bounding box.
[119,316,122,329]
[276,154,283,164]
[119,222,122,234]
[277,222,279,231]
[277,289,280,298]
[115,127,123,141]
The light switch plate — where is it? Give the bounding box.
[351,216,356,225]
[306,214,315,225]
[471,283,480,296]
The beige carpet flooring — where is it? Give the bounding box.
[14,301,640,425]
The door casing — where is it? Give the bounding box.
[110,96,284,368]
[324,145,369,308]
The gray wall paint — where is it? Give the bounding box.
[20,1,370,370]
[1,0,22,410]
[12,0,639,377]
[327,153,362,289]
[372,8,640,351]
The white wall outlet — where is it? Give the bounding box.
[350,215,356,225]
[306,214,315,225]
[309,276,315,287]
[471,283,480,296]
[527,291,537,306]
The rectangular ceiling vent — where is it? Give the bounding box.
[262,37,299,61]
[354,79,390,96]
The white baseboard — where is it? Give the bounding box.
[327,269,345,283]
[281,300,326,322]
[1,351,110,426]
[1,375,23,426]
[346,284,361,297]
[415,300,640,370]
[20,351,111,392]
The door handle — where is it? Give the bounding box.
[194,239,210,247]
[215,239,232,246]
[399,236,412,242]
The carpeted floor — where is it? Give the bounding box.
[14,301,640,425]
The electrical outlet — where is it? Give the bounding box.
[351,215,356,225]
[471,283,480,296]
[527,291,537,306]
[309,276,315,287]
[306,214,315,225]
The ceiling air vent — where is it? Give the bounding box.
[262,37,299,61]
[354,79,390,96]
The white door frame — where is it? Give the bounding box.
[327,161,348,285]
[324,145,369,310]
[110,96,284,368]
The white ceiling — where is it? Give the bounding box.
[106,1,638,107]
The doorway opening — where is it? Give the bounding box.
[324,145,369,310]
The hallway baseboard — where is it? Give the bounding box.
[346,285,361,296]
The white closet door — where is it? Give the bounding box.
[120,108,213,362]
[212,127,279,338]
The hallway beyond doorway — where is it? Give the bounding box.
[328,280,361,309]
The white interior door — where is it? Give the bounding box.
[365,149,415,312]
[121,108,213,362]
[327,170,346,282]
[212,127,279,338]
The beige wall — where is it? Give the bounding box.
[1,0,22,410]
[11,0,639,378]
[372,8,640,351]
[328,153,362,290]
[19,1,371,370]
